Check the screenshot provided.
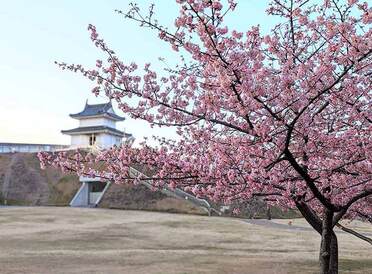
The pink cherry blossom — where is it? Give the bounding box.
[41,1,371,273]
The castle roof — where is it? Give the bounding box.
[61,126,132,138]
[70,101,125,121]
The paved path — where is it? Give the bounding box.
[243,219,313,231]
[242,219,372,237]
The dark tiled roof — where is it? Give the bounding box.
[70,101,125,121]
[61,126,133,138]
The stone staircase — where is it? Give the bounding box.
[69,164,220,215]
[129,167,220,216]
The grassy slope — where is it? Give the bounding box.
[0,153,206,214]
[0,153,301,217]
[100,182,206,214]
[0,153,79,205]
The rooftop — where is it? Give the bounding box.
[70,101,125,121]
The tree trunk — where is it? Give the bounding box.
[266,207,271,220]
[329,232,338,274]
[294,201,339,273]
[319,209,338,274]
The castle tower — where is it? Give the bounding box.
[66,101,133,207]
[62,101,133,149]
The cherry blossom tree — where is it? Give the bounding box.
[39,0,371,273]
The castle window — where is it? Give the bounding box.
[89,134,96,146]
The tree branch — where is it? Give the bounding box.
[336,223,372,245]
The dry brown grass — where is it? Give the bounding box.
[0,207,371,274]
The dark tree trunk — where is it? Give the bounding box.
[319,209,338,274]
[319,230,338,273]
[329,232,338,273]
[266,207,271,220]
[295,201,339,273]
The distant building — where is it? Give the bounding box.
[0,143,68,153]
[63,101,134,207]
[62,101,133,149]
[1,100,212,212]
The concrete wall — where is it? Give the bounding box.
[0,143,68,154]
[70,135,90,148]
[97,133,122,148]
[70,182,89,207]
[70,179,110,207]
[79,118,116,128]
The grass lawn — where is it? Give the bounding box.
[0,207,371,274]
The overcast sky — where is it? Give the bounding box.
[0,0,272,145]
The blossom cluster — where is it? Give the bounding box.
[41,0,372,222]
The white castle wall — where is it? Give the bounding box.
[97,133,122,148]
[70,135,90,148]
[70,133,122,149]
[79,118,115,128]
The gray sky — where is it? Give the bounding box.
[0,0,272,145]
